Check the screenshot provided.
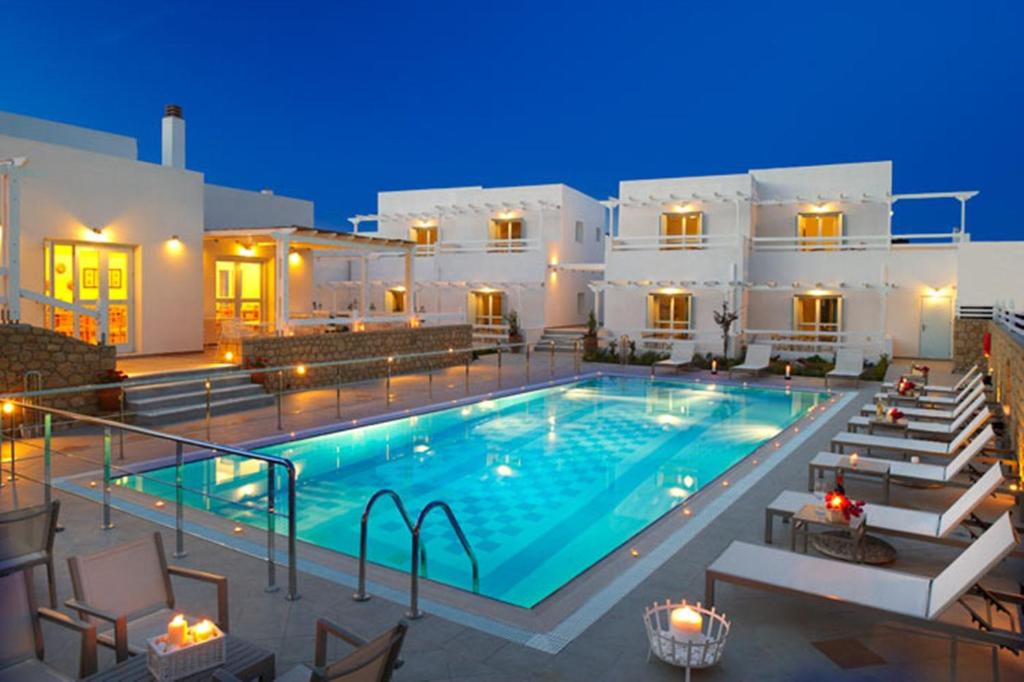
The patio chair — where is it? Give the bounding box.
[706,513,1023,654]
[847,392,986,440]
[825,348,864,388]
[66,532,228,662]
[213,619,408,682]
[860,383,984,421]
[728,344,772,378]
[881,364,979,394]
[652,341,697,374]
[874,374,983,407]
[0,569,98,680]
[0,500,61,608]
[809,424,996,491]
[767,464,1008,550]
[831,408,990,460]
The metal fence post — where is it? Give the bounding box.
[118,387,126,460]
[549,340,555,378]
[276,370,284,430]
[335,365,342,419]
[266,465,279,593]
[6,406,15,482]
[574,340,581,375]
[427,368,433,399]
[525,343,531,383]
[385,358,393,406]
[101,428,114,529]
[497,347,502,388]
[205,379,212,441]
[286,467,299,601]
[43,414,52,506]
[174,442,186,558]
[464,355,470,395]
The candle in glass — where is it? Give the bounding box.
[191,619,215,642]
[849,453,859,468]
[711,359,718,375]
[669,605,703,642]
[167,614,188,648]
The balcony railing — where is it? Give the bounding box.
[994,306,1024,342]
[751,232,967,252]
[744,328,884,356]
[430,238,540,255]
[610,234,741,252]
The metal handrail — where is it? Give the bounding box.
[353,489,427,602]
[4,399,301,601]
[407,500,479,619]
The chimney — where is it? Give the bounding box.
[161,104,185,169]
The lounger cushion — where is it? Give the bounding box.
[708,542,930,618]
[847,416,950,435]
[888,460,945,481]
[833,432,950,456]
[927,514,1017,617]
[766,491,940,537]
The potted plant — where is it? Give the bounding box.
[96,369,128,412]
[583,310,599,354]
[506,310,524,353]
[245,356,270,385]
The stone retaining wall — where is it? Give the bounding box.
[0,323,117,413]
[988,321,1023,486]
[953,319,988,373]
[240,325,474,390]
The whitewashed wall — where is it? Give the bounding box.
[204,183,314,229]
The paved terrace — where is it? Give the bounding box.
[1,355,1021,681]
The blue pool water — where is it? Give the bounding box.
[116,376,825,607]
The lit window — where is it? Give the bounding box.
[660,213,702,250]
[647,293,691,338]
[489,219,523,252]
[797,213,842,251]
[472,290,503,328]
[410,226,437,255]
[387,288,406,313]
[794,295,841,342]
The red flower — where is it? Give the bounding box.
[825,490,865,521]
[888,407,905,421]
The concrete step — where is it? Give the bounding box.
[126,382,268,410]
[131,393,275,425]
[124,372,250,401]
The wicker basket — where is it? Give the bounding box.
[643,600,730,681]
[146,625,226,681]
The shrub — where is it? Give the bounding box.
[860,353,890,381]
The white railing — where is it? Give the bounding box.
[957,305,993,320]
[20,288,107,345]
[610,233,742,252]
[751,231,967,252]
[436,238,540,255]
[472,323,509,343]
[743,328,884,357]
[994,306,1024,341]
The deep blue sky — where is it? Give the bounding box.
[4,1,1022,239]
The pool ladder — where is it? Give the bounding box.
[353,489,480,619]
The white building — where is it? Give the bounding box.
[599,161,1024,360]
[316,184,606,344]
[0,106,408,356]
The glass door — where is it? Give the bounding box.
[44,242,135,351]
[215,259,265,331]
[472,291,503,328]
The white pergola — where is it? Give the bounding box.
[204,227,416,332]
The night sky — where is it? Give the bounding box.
[4,1,1021,239]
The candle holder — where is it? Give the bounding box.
[643,600,730,680]
[147,619,225,681]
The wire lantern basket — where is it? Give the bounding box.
[643,599,731,681]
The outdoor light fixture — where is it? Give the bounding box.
[289,250,301,265]
[296,364,307,376]
[224,351,234,362]
[2,401,13,414]
[166,235,183,253]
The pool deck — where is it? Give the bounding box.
[3,355,1021,680]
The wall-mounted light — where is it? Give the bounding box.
[166,235,183,253]
[237,241,254,257]
[288,250,301,266]
[84,225,109,242]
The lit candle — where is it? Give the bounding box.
[191,619,215,643]
[669,606,703,642]
[167,614,188,648]
[785,363,792,381]
[711,359,718,375]
[849,453,859,468]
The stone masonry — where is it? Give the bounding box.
[988,321,1023,488]
[0,323,117,413]
[240,325,474,390]
[953,318,988,373]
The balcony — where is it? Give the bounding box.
[751,231,967,252]
[609,233,742,252]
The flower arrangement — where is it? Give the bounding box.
[824,490,865,523]
[887,407,905,423]
[911,363,930,380]
[896,377,917,396]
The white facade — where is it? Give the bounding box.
[316,184,606,343]
[0,108,315,355]
[601,161,1023,361]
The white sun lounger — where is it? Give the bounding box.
[767,464,1004,548]
[809,425,996,499]
[825,348,864,388]
[874,374,983,407]
[832,409,989,459]
[706,514,1023,653]
[881,364,979,394]
[652,341,697,374]
[848,393,986,440]
[860,383,984,421]
[728,344,772,378]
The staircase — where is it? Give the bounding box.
[124,367,274,425]
[534,327,588,352]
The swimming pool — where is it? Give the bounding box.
[116,375,826,608]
